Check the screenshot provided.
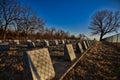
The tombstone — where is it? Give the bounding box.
[64,44,76,61]
[35,40,40,43]
[82,40,88,50]
[43,40,49,47]
[66,40,70,44]
[27,40,35,48]
[24,48,55,80]
[88,40,91,46]
[54,40,58,45]
[13,40,20,45]
[0,40,2,43]
[62,40,65,44]
[0,43,10,51]
[76,42,84,53]
[85,40,90,48]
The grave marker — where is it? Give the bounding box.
[82,41,88,50]
[76,42,84,53]
[62,40,65,44]
[27,40,35,48]
[43,40,49,47]
[24,48,55,80]
[13,40,20,45]
[0,40,2,43]
[54,40,58,45]
[85,40,90,48]
[64,44,76,61]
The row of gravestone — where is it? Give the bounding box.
[0,39,94,51]
[22,40,95,80]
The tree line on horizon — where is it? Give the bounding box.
[0,0,85,40]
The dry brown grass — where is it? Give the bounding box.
[63,42,120,80]
[0,51,24,80]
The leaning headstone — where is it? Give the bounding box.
[43,40,49,47]
[13,40,20,45]
[0,40,2,43]
[24,48,55,80]
[82,40,88,50]
[64,44,76,61]
[0,43,10,51]
[27,40,35,48]
[66,40,70,44]
[85,40,90,48]
[54,40,58,45]
[61,40,65,44]
[76,42,84,53]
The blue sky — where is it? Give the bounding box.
[21,0,120,38]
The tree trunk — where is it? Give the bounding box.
[3,25,7,40]
[99,33,103,41]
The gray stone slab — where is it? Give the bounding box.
[61,40,65,44]
[13,40,20,45]
[27,41,35,48]
[25,48,55,80]
[64,44,76,61]
[82,41,88,50]
[85,40,90,48]
[0,40,2,43]
[54,40,58,45]
[43,40,49,47]
[76,42,84,53]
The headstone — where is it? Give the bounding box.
[24,48,55,80]
[13,40,20,45]
[62,40,65,44]
[0,40,2,43]
[85,40,90,48]
[54,40,58,45]
[64,44,76,61]
[82,40,88,50]
[76,42,84,53]
[0,43,10,51]
[66,40,70,44]
[36,40,40,43]
[43,40,49,47]
[27,40,35,48]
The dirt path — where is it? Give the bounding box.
[63,42,120,80]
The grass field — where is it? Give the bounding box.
[63,42,120,80]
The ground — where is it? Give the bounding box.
[63,42,120,80]
[0,42,120,80]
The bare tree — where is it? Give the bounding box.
[89,10,120,41]
[20,7,44,39]
[0,0,20,40]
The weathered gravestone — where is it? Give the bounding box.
[85,40,90,48]
[24,48,55,80]
[27,40,35,48]
[61,40,65,44]
[54,40,58,45]
[82,40,88,50]
[13,40,20,45]
[64,44,76,61]
[43,40,49,47]
[0,40,2,43]
[0,43,10,51]
[76,42,84,53]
